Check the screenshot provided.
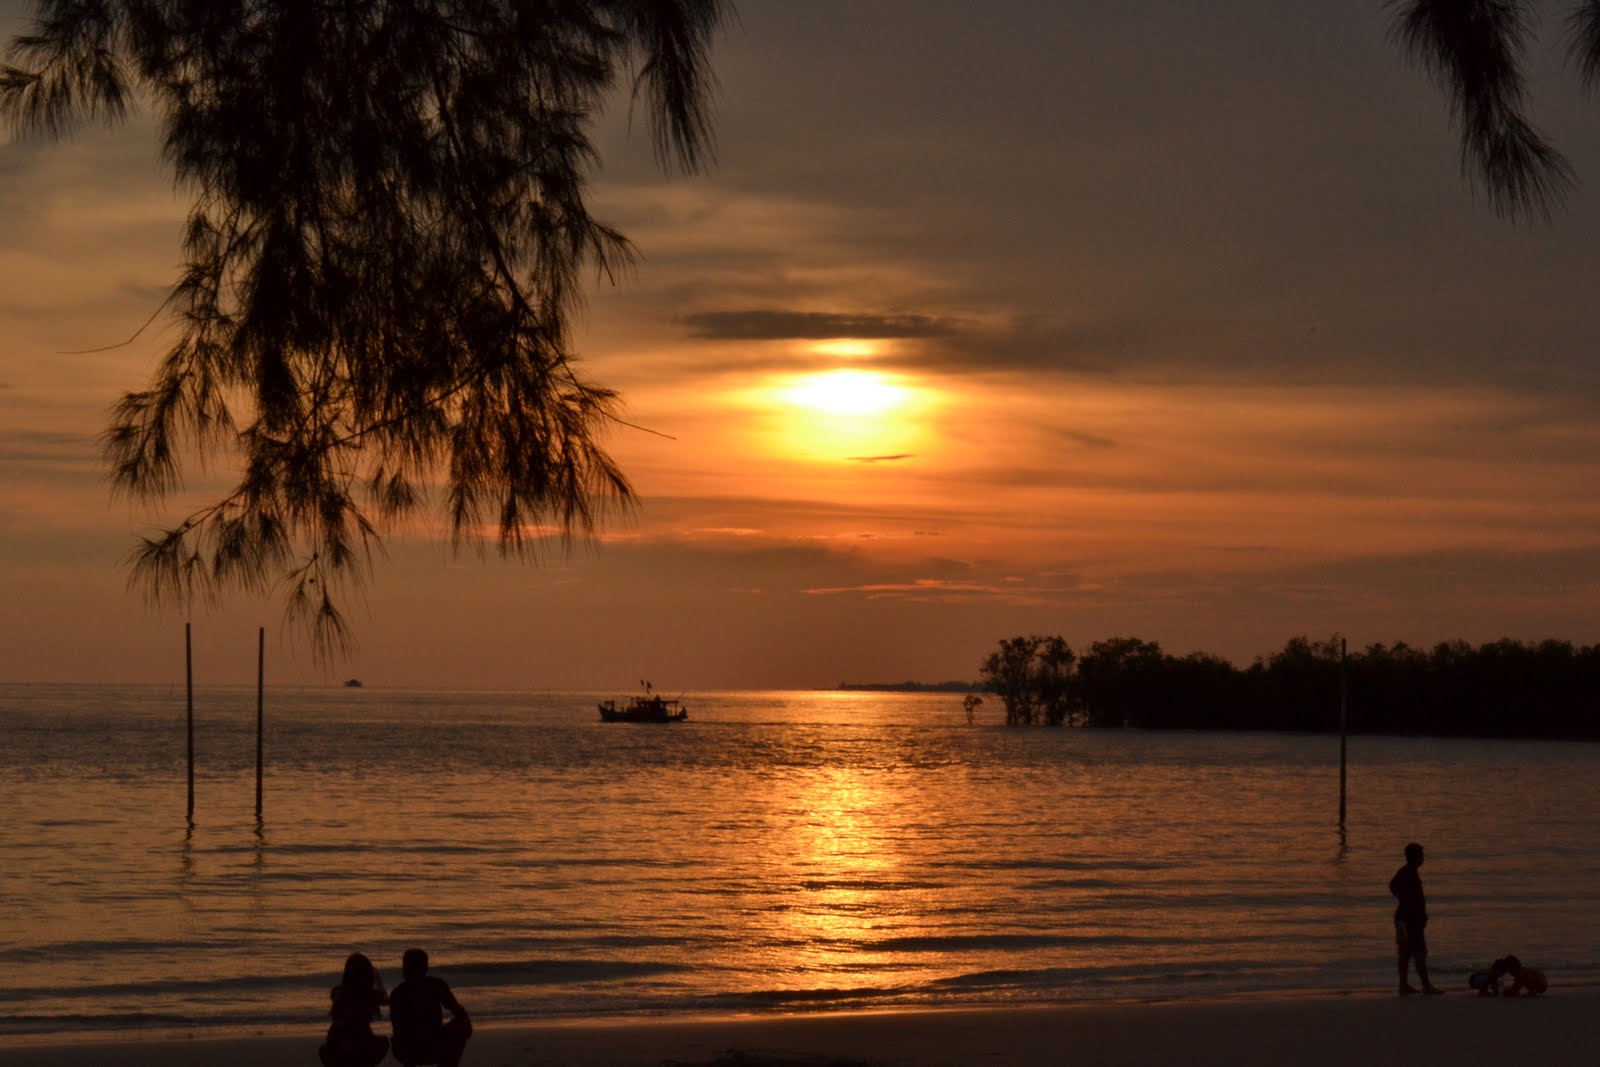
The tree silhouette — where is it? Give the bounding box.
[980,632,1600,738]
[1074,637,1166,729]
[1,1,727,658]
[1389,0,1600,221]
[979,635,1076,726]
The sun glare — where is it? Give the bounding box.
[785,370,907,416]
[734,368,937,467]
[810,339,880,359]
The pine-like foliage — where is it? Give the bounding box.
[1390,0,1600,221]
[1,1,727,658]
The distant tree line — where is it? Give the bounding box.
[978,635,1600,739]
[838,680,983,693]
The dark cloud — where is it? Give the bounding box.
[848,453,913,463]
[897,316,1147,377]
[647,312,1153,381]
[118,279,170,304]
[0,429,96,464]
[803,577,1060,604]
[680,309,964,341]
[1275,547,1600,601]
[1056,430,1117,450]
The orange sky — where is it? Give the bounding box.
[3,1,1599,688]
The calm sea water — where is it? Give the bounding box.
[2,683,1598,1037]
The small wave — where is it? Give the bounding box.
[206,841,497,858]
[860,933,1154,953]
[0,1011,224,1037]
[0,969,324,1004]
[931,857,1171,873]
[748,985,908,1005]
[794,878,952,892]
[0,938,228,964]
[931,966,1077,990]
[450,958,691,986]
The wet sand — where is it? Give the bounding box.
[1,992,1592,1066]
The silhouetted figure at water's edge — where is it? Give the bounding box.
[1390,842,1443,996]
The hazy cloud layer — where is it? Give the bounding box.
[0,428,95,464]
[680,310,964,341]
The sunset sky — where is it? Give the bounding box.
[3,1,1599,689]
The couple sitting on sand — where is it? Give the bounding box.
[1390,842,1547,998]
[320,948,472,1067]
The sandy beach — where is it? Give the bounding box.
[3,992,1594,1066]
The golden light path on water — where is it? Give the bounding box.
[766,760,906,990]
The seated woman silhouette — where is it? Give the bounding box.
[389,948,473,1067]
[318,952,390,1067]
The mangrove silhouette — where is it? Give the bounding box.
[978,635,1600,740]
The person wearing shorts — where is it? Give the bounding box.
[1389,842,1442,995]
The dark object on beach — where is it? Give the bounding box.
[1510,965,1549,996]
[319,952,390,1067]
[390,948,472,1067]
[344,678,363,688]
[600,681,688,722]
[1470,955,1549,997]
[1469,955,1517,996]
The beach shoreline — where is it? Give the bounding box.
[3,990,1594,1066]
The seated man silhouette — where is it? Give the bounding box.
[389,948,472,1067]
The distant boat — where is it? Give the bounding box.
[599,689,688,723]
[343,678,363,688]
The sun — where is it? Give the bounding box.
[784,370,907,416]
[740,368,934,466]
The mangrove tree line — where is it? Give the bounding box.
[978,635,1600,739]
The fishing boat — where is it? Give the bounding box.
[599,683,688,723]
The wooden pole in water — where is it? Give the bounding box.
[186,621,194,823]
[1338,636,1348,827]
[255,626,264,820]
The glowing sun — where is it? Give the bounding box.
[784,370,907,416]
[743,368,934,465]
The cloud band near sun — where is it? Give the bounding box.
[679,310,964,341]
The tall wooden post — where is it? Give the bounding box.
[255,626,265,820]
[1338,637,1348,827]
[185,622,195,823]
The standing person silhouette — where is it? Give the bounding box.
[390,948,473,1067]
[1389,842,1443,995]
[318,952,390,1066]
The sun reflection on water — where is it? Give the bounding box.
[769,764,903,987]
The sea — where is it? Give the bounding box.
[3,683,1598,1038]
